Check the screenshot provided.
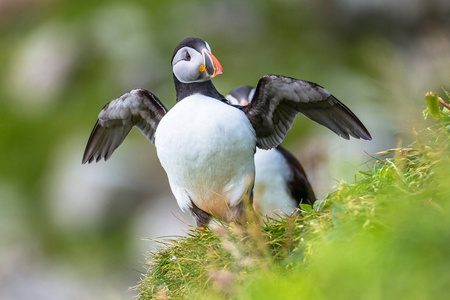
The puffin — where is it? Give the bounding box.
[226,85,316,218]
[82,37,371,228]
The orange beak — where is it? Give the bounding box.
[202,49,223,78]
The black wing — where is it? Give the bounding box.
[241,74,372,149]
[275,146,316,207]
[82,89,168,164]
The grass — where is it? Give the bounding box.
[136,91,450,300]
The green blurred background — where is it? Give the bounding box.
[0,0,449,299]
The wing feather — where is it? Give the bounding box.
[82,89,167,164]
[242,74,371,149]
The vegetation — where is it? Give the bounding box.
[137,91,450,300]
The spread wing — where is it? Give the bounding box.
[241,74,372,149]
[82,89,168,164]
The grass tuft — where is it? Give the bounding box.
[137,90,450,300]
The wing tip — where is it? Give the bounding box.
[363,133,373,141]
[82,148,92,164]
[355,127,372,141]
[81,152,102,164]
[348,130,372,141]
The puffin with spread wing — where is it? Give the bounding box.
[82,37,371,227]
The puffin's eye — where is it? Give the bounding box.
[184,52,191,61]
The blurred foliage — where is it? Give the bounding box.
[137,91,450,299]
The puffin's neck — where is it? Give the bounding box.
[173,74,225,102]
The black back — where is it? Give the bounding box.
[276,145,316,206]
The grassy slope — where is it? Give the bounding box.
[137,92,450,300]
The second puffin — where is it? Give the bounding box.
[226,85,316,218]
[82,37,371,227]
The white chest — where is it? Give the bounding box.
[253,148,297,217]
[154,94,256,219]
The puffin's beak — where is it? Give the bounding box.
[202,49,223,78]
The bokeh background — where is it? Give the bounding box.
[1,0,449,299]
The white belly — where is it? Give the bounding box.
[154,94,256,221]
[253,148,297,217]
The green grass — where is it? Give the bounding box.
[136,91,450,300]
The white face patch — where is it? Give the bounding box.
[171,46,197,66]
[172,46,209,83]
[226,94,240,105]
